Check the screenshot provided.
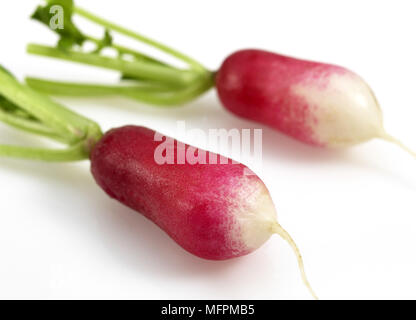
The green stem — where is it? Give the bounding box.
[85,36,175,69]
[26,73,215,106]
[0,142,90,162]
[75,6,206,72]
[27,44,198,87]
[0,109,71,143]
[0,66,103,162]
[122,75,215,106]
[26,77,171,97]
[0,67,89,142]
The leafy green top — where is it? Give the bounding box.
[27,1,214,106]
[0,64,103,161]
[31,0,112,52]
[32,0,85,50]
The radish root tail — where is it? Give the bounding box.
[381,132,416,159]
[272,223,318,300]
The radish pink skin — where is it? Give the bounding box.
[90,126,275,260]
[216,49,349,146]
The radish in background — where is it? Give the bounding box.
[216,50,402,149]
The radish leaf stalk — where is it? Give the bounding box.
[26,74,215,107]
[0,65,102,161]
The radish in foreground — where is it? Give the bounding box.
[27,0,415,157]
[0,65,317,299]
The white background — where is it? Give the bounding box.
[0,0,415,300]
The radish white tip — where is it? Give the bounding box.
[271,223,318,300]
[380,132,416,159]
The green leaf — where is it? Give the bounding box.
[92,29,113,53]
[31,0,86,49]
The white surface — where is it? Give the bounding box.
[0,0,415,300]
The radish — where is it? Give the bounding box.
[27,1,415,157]
[216,50,415,152]
[0,65,317,299]
[217,50,383,147]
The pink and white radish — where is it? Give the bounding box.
[216,50,414,153]
[27,3,415,157]
[91,125,316,298]
[0,66,317,299]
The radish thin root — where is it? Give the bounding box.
[380,132,416,159]
[272,223,318,300]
